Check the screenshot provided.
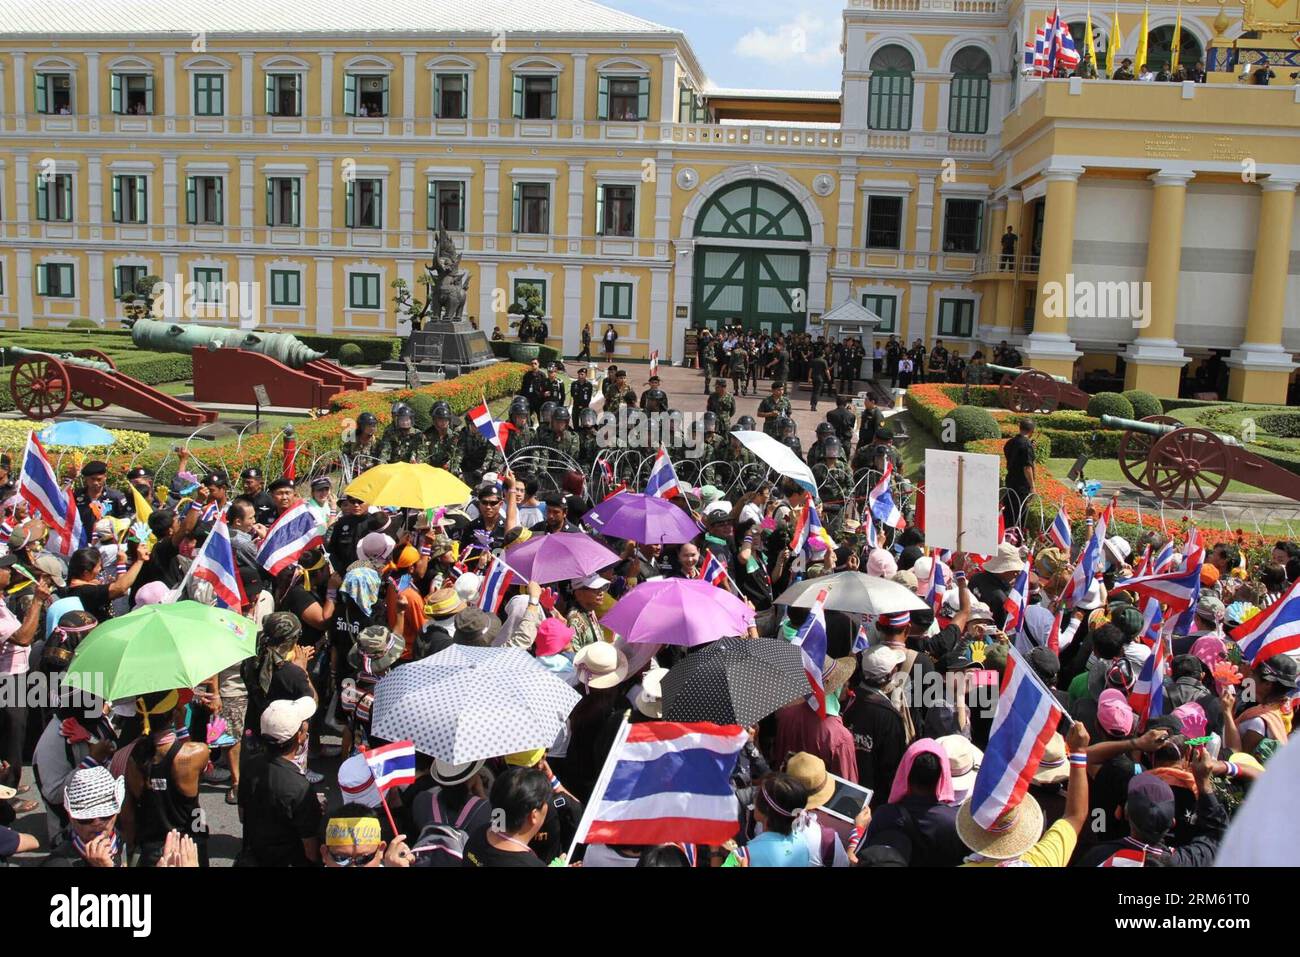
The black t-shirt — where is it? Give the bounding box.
[282,584,325,647]
[242,661,314,739]
[238,754,321,867]
[462,827,546,867]
[1005,434,1035,490]
[528,792,584,864]
[133,537,182,597]
[327,515,368,573]
[62,582,113,622]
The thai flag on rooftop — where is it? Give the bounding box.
[468,394,504,453]
[1047,507,1072,553]
[1229,576,1300,666]
[1112,551,1202,615]
[256,499,325,576]
[18,432,86,558]
[1128,635,1168,730]
[574,721,748,846]
[868,459,905,530]
[1045,7,1080,73]
[968,646,1064,829]
[700,551,728,588]
[478,554,516,614]
[792,589,830,718]
[1003,555,1034,635]
[191,517,247,611]
[1023,26,1048,75]
[644,448,682,499]
[1068,513,1106,606]
[361,740,417,793]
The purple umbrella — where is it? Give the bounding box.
[603,578,755,647]
[582,492,702,545]
[499,531,620,585]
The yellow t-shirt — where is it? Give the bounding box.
[961,819,1077,868]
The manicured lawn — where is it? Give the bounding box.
[1045,457,1264,496]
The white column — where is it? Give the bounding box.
[402,52,416,132]
[240,53,254,130]
[162,253,179,295]
[481,159,500,248]
[13,154,29,229]
[907,280,931,345]
[566,160,585,249]
[913,172,937,270]
[563,264,583,356]
[85,53,100,133]
[162,155,178,237]
[571,52,587,135]
[16,248,33,328]
[317,157,333,243]
[486,53,501,123]
[161,52,176,122]
[653,153,673,242]
[314,256,334,333]
[650,266,671,361]
[933,72,953,135]
[238,156,255,244]
[477,261,498,334]
[396,259,415,336]
[12,53,25,132]
[86,250,105,324]
[836,162,857,251]
[87,155,103,229]
[658,53,677,124]
[0,62,8,134]
[671,238,694,360]
[398,159,415,247]
[808,248,828,316]
[319,53,334,133]
[238,254,255,328]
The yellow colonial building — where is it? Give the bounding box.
[1,0,1298,401]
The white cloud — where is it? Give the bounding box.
[733,14,840,67]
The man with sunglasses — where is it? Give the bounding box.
[459,482,508,556]
[319,803,413,867]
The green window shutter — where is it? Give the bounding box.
[512,74,523,118]
[595,184,605,235]
[512,182,521,232]
[112,176,122,223]
[375,180,384,227]
[427,181,436,228]
[637,76,650,120]
[345,180,354,228]
[36,177,48,221]
[36,264,47,296]
[266,178,274,226]
[186,176,197,224]
[381,76,390,116]
[35,73,47,113]
[111,73,122,114]
[214,177,223,224]
[265,74,274,114]
[291,178,300,226]
[292,78,301,116]
[597,75,609,120]
[136,177,147,222]
[343,73,357,116]
[215,75,224,114]
[144,74,154,113]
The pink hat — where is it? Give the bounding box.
[867,548,898,579]
[133,580,171,608]
[1173,701,1207,739]
[1097,688,1135,737]
[534,618,575,658]
[1190,635,1227,671]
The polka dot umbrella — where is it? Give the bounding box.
[660,637,811,728]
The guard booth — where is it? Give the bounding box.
[819,298,883,382]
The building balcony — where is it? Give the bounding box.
[846,0,1004,15]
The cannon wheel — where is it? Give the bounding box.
[70,349,117,411]
[1117,414,1183,493]
[11,354,71,419]
[1146,427,1232,509]
[1001,369,1060,413]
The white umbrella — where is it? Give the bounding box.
[775,571,928,615]
[730,429,817,495]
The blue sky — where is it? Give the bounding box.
[600,0,845,91]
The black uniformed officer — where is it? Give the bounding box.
[241,467,278,527]
[826,395,857,448]
[75,460,129,529]
[570,366,595,415]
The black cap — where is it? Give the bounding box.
[1257,653,1299,689]
[1126,773,1176,839]
[203,471,229,488]
[241,467,263,480]
[267,478,293,492]
[80,461,108,477]
[126,467,153,481]
[1028,647,1060,681]
[310,477,332,491]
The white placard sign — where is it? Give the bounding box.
[923,449,1001,556]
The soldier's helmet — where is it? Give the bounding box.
[539,401,558,424]
[509,397,531,421]
[821,436,843,459]
[815,422,834,440]
[357,412,378,430]
[736,415,757,432]
[701,411,718,434]
[645,388,667,410]
[577,408,598,430]
[552,407,571,425]
[431,401,452,423]
[391,402,414,428]
[775,415,795,437]
[782,436,802,454]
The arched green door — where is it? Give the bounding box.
[692,179,810,334]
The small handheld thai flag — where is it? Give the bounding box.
[1047,608,1063,655]
[597,457,615,486]
[1068,513,1106,607]
[469,394,504,453]
[200,500,221,523]
[18,432,86,557]
[478,555,516,614]
[361,740,417,794]
[792,589,830,717]
[791,502,836,557]
[645,448,682,499]
[1132,544,1152,578]
[1047,508,1072,553]
[1112,559,1202,615]
[700,551,728,588]
[1128,635,1169,730]
[191,518,247,611]
[1003,556,1034,635]
[968,646,1064,830]
[649,350,659,378]
[926,551,947,615]
[868,459,905,530]
[1137,598,1163,648]
[1230,576,1300,666]
[1152,540,1176,574]
[852,623,870,654]
[256,500,325,576]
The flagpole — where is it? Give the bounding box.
[1007,644,1076,726]
[566,711,631,864]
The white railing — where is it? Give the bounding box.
[668,123,842,150]
[848,0,1002,12]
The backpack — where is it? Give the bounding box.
[410,794,485,867]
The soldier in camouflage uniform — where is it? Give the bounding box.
[706,379,735,434]
[722,414,761,489]
[806,422,835,471]
[811,437,853,533]
[607,370,638,410]
[341,411,381,474]
[575,407,601,471]
[776,416,802,459]
[377,402,428,464]
[852,426,902,489]
[697,411,729,488]
[503,396,535,462]
[757,382,791,437]
[425,401,464,473]
[540,406,581,478]
[535,401,558,450]
[729,342,750,397]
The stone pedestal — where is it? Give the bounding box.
[380,320,498,378]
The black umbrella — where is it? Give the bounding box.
[661,638,811,727]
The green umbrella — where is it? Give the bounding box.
[62,601,257,701]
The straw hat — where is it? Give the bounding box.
[425,586,467,618]
[574,642,629,689]
[1031,733,1070,786]
[956,793,1045,861]
[785,752,836,810]
[937,734,982,795]
[982,543,1026,575]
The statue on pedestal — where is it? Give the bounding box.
[392,227,471,335]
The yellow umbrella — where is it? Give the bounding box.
[345,462,472,509]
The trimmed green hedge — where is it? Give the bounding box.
[1087,391,1134,419]
[1123,389,1162,419]
[489,339,560,367]
[338,343,364,367]
[294,334,397,364]
[948,405,1002,442]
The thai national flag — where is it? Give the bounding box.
[478,555,516,614]
[926,552,947,615]
[256,499,325,576]
[574,721,748,846]
[1047,608,1063,655]
[1047,508,1072,553]
[1045,7,1080,73]
[1183,526,1202,557]
[649,350,659,378]
[1229,576,1300,666]
[597,457,615,486]
[852,623,870,654]
[645,448,682,499]
[1128,635,1169,730]
[1152,540,1176,574]
[1100,847,1148,867]
[868,459,905,530]
[1137,598,1164,648]
[200,500,221,524]
[700,551,728,588]
[18,432,86,558]
[792,589,830,717]
[1023,26,1048,74]
[1003,556,1034,635]
[361,740,417,793]
[1132,544,1152,578]
[1112,556,1203,615]
[969,646,1064,829]
[1068,514,1106,606]
[791,502,836,557]
[1171,548,1205,635]
[191,518,247,611]
[469,394,504,453]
